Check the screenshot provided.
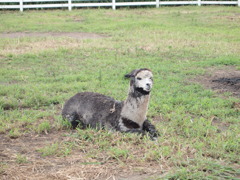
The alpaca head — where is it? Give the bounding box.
[125,68,153,95]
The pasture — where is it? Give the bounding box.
[0,6,240,179]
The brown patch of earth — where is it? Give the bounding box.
[190,66,240,132]
[192,66,240,98]
[213,13,240,21]
[0,131,120,180]
[0,32,107,39]
[210,116,230,133]
[0,131,166,180]
[0,32,108,55]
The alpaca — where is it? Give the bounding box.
[62,68,159,140]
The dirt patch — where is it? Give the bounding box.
[0,32,108,55]
[0,131,108,179]
[0,131,166,180]
[213,13,240,21]
[210,116,230,132]
[0,32,107,39]
[192,66,240,98]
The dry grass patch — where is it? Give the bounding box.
[0,32,107,56]
[0,130,172,180]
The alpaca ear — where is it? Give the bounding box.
[124,73,133,78]
[124,69,138,79]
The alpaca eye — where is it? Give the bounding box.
[137,77,142,80]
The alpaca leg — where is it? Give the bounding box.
[63,113,85,129]
[142,120,159,140]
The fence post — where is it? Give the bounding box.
[238,0,240,7]
[197,0,201,6]
[20,0,23,12]
[112,0,116,10]
[68,0,72,11]
[156,0,160,8]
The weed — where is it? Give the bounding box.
[0,162,7,175]
[38,143,60,157]
[16,154,28,164]
[54,115,72,130]
[38,141,75,157]
[8,128,21,139]
[36,121,51,134]
[108,147,129,161]
[164,160,240,180]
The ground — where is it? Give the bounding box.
[192,66,240,98]
[0,32,106,39]
[0,33,239,179]
[0,7,240,180]
[1,125,166,180]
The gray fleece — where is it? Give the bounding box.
[62,92,123,130]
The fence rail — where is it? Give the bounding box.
[0,0,239,11]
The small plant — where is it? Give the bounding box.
[8,128,21,139]
[16,154,28,164]
[36,121,51,134]
[76,128,96,141]
[164,160,240,180]
[60,141,75,156]
[38,143,59,157]
[54,115,72,130]
[38,142,74,157]
[0,162,7,175]
[108,147,129,161]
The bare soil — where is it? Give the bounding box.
[0,131,108,179]
[192,66,240,98]
[0,32,106,39]
[0,130,165,180]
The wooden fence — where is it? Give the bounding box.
[0,0,239,11]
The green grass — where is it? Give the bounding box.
[16,154,29,164]
[38,141,75,157]
[0,6,240,179]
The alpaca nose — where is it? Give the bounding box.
[146,83,151,89]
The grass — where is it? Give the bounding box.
[37,139,75,157]
[0,6,240,179]
[16,154,28,164]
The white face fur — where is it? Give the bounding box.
[135,70,153,92]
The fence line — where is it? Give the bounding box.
[0,0,239,11]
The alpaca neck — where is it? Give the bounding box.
[120,86,150,126]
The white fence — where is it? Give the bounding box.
[0,0,239,11]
